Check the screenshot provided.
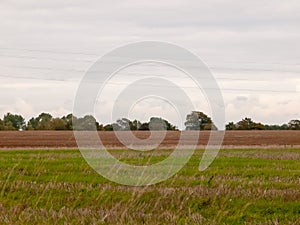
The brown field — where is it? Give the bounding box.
[0,132,300,224]
[0,130,299,149]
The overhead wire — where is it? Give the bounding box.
[0,73,297,93]
[0,62,299,81]
[0,47,298,93]
[0,47,99,56]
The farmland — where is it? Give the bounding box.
[0,130,299,149]
[0,131,300,224]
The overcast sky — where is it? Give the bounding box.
[0,0,299,128]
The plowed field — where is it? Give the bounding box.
[0,130,299,148]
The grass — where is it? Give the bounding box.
[0,148,299,224]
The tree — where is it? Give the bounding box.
[97,124,105,131]
[226,122,235,130]
[235,118,252,130]
[235,118,265,130]
[36,113,53,130]
[280,124,289,130]
[265,124,283,130]
[104,124,113,131]
[226,118,265,130]
[138,122,150,130]
[288,119,300,130]
[37,113,52,122]
[184,111,217,130]
[51,118,67,130]
[73,115,100,130]
[131,119,141,130]
[112,118,144,131]
[252,123,265,130]
[163,119,177,130]
[0,119,5,130]
[3,113,26,130]
[62,114,74,130]
[27,117,38,130]
[113,118,132,131]
[149,117,167,130]
[149,117,177,130]
[109,117,177,131]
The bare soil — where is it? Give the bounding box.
[0,130,299,149]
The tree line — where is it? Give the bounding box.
[226,117,300,130]
[0,111,299,131]
[0,112,178,131]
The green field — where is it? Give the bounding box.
[0,148,299,225]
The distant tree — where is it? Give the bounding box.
[236,118,265,130]
[264,124,289,130]
[104,124,113,131]
[1,111,299,132]
[36,113,53,130]
[185,111,217,130]
[113,118,132,131]
[62,114,74,130]
[226,118,265,130]
[27,117,38,130]
[97,124,105,131]
[27,113,54,130]
[3,113,26,130]
[265,124,282,130]
[288,119,300,130]
[235,118,253,130]
[37,113,52,122]
[225,122,236,130]
[27,113,101,131]
[280,124,289,130]
[111,122,121,131]
[185,112,200,130]
[73,115,99,130]
[164,119,177,130]
[138,122,150,130]
[251,122,266,130]
[111,118,144,131]
[131,119,141,130]
[149,117,177,130]
[51,118,67,130]
[0,119,5,130]
[149,117,167,130]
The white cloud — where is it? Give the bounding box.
[297,80,300,93]
[0,98,34,119]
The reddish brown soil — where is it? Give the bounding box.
[0,131,299,149]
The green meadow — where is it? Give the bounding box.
[0,148,299,225]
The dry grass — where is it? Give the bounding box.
[0,148,299,224]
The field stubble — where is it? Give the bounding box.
[0,147,299,225]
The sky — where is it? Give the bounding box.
[0,0,299,128]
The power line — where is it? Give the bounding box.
[1,48,300,67]
[0,54,94,63]
[0,48,299,76]
[0,69,286,83]
[0,63,298,81]
[0,73,297,93]
[0,64,86,73]
[0,74,72,82]
[0,47,99,56]
[89,81,297,93]
[1,55,300,74]
[0,53,300,69]
[222,60,300,66]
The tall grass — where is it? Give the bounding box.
[0,148,299,224]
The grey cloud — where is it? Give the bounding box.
[236,96,248,102]
[0,0,299,124]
